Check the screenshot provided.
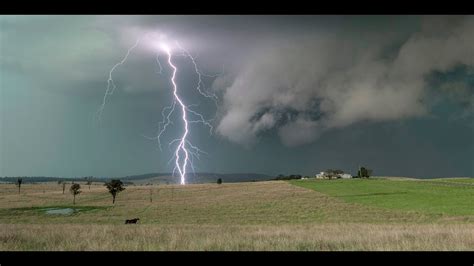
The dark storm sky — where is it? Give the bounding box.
[1,15,473,178]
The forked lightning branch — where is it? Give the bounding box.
[97,34,217,185]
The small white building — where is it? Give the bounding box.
[315,172,326,179]
[340,173,352,179]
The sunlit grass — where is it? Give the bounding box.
[290,178,474,216]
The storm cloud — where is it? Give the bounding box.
[214,16,474,147]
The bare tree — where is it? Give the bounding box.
[85,177,93,190]
[16,178,23,194]
[69,184,81,205]
[62,183,66,194]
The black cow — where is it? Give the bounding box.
[125,218,140,224]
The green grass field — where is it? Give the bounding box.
[0,178,473,250]
[290,178,474,217]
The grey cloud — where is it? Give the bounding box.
[0,16,175,97]
[214,16,474,147]
[2,15,472,148]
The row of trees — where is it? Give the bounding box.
[15,177,126,205]
[70,179,125,205]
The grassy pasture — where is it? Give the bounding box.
[290,178,474,217]
[0,178,473,250]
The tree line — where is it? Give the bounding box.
[14,177,127,205]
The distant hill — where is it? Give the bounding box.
[0,173,273,184]
[0,176,111,184]
[109,172,272,184]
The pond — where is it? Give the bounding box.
[43,208,76,215]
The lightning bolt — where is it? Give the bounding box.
[98,34,219,185]
[96,38,141,123]
[161,46,190,185]
[175,42,219,105]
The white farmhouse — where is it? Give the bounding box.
[315,172,326,179]
[339,173,352,179]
